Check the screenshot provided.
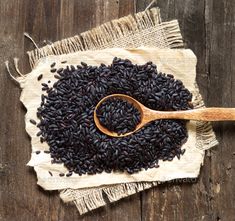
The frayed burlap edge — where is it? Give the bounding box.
[18,7,218,215]
[193,84,219,150]
[60,182,159,214]
[27,8,183,69]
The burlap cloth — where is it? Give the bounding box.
[15,8,218,214]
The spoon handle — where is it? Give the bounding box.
[155,108,235,121]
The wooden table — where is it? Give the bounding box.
[0,0,235,220]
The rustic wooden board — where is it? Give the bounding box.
[0,0,235,220]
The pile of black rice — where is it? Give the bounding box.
[35,58,193,175]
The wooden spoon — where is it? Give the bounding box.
[94,94,235,137]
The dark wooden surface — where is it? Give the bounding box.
[0,0,235,220]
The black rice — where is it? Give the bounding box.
[29,119,37,125]
[50,62,56,68]
[36,131,42,136]
[96,98,141,134]
[57,68,64,73]
[41,83,48,87]
[44,150,50,154]
[37,74,43,81]
[50,68,57,73]
[66,172,73,177]
[37,58,193,175]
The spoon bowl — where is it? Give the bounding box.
[94,94,145,137]
[94,94,235,137]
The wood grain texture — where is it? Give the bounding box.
[0,0,234,220]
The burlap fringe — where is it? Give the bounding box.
[193,84,219,150]
[60,188,106,214]
[60,182,157,214]
[163,20,185,48]
[26,8,183,69]
[5,59,26,84]
[103,182,160,202]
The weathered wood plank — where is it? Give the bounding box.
[207,0,235,220]
[137,0,214,220]
[0,0,136,221]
